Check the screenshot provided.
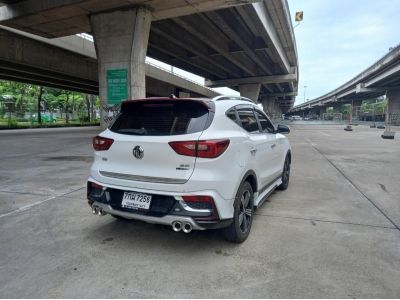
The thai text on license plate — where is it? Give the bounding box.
[121,192,152,210]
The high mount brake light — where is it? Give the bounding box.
[92,136,114,151]
[169,139,230,158]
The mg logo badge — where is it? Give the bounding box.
[132,146,144,159]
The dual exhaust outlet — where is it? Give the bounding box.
[92,205,106,216]
[172,221,193,233]
[91,205,193,233]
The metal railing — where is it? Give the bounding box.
[145,61,217,94]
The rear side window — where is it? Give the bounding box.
[111,100,210,136]
[226,109,237,122]
[237,108,260,133]
[255,110,275,133]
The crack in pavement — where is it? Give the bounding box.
[304,137,400,231]
[254,212,397,230]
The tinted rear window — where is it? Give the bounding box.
[237,108,260,133]
[110,100,210,136]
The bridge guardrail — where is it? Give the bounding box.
[145,61,217,94]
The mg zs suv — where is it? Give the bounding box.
[87,96,291,243]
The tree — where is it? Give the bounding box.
[37,87,43,124]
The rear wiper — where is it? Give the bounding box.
[118,128,148,135]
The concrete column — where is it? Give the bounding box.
[239,84,261,102]
[353,99,363,107]
[261,98,276,118]
[319,106,325,119]
[274,102,282,120]
[386,90,400,122]
[91,7,152,127]
[383,89,400,139]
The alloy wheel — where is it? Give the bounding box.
[238,189,252,233]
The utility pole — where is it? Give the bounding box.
[303,86,307,103]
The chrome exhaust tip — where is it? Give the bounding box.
[182,222,193,234]
[172,221,182,232]
[97,208,104,216]
[92,207,98,215]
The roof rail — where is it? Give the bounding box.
[212,95,253,103]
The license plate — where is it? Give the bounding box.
[121,192,152,210]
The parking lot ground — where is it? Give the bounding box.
[0,125,399,298]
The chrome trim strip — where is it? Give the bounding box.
[255,177,282,208]
[92,202,205,230]
[99,171,187,184]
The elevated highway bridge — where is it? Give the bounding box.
[0,0,298,126]
[290,45,400,123]
[0,25,219,98]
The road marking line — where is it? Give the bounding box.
[0,187,85,219]
[0,196,57,219]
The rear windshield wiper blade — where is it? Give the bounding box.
[118,128,148,135]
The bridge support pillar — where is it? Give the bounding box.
[91,7,152,128]
[239,84,261,103]
[319,106,325,119]
[261,97,282,120]
[382,89,400,139]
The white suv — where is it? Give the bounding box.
[87,96,291,243]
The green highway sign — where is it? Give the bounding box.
[107,69,128,104]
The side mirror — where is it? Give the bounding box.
[276,124,290,134]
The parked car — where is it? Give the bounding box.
[289,115,303,121]
[87,96,291,243]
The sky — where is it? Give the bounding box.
[288,0,399,105]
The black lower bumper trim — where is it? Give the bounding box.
[196,219,233,230]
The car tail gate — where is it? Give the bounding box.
[95,99,213,184]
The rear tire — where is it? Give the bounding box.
[277,155,291,190]
[223,181,254,243]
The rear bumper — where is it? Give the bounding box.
[87,177,234,230]
[91,201,206,230]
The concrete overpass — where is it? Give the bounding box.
[0,0,298,125]
[290,45,400,121]
[0,26,219,98]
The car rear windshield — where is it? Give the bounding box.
[110,100,211,136]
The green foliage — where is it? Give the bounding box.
[7,117,18,128]
[360,99,387,114]
[0,79,100,128]
[336,104,350,115]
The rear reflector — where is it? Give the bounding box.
[182,195,219,220]
[93,136,114,151]
[90,181,103,189]
[169,139,229,158]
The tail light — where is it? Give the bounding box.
[182,195,219,221]
[169,139,229,158]
[93,136,114,151]
[87,181,104,199]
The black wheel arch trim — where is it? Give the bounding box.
[286,150,292,162]
[239,170,258,194]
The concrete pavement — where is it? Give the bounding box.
[0,125,399,298]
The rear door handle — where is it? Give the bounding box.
[270,144,276,149]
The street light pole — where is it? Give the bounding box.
[303,86,307,103]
